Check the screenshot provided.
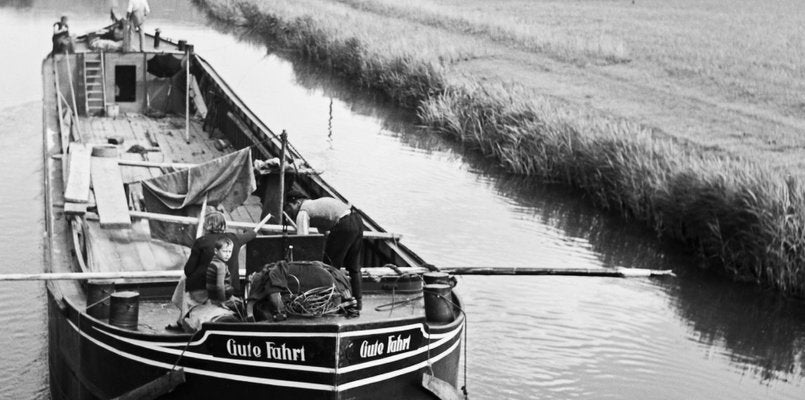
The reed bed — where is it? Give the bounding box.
[420,83,805,295]
[193,0,805,296]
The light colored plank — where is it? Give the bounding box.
[64,202,87,216]
[64,145,92,203]
[91,156,132,228]
[190,76,207,119]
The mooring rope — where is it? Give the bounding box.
[85,294,110,311]
[434,292,470,399]
[374,268,424,314]
[171,329,202,371]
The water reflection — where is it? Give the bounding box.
[672,272,805,381]
[247,26,805,386]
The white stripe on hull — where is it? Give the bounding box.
[67,315,463,392]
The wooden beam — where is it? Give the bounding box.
[189,75,207,118]
[440,267,676,277]
[53,154,194,169]
[0,266,419,281]
[0,270,183,281]
[84,210,400,239]
[91,156,132,228]
[64,202,87,216]
[64,145,92,203]
[55,154,321,175]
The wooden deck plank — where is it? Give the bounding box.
[64,201,87,216]
[84,117,99,142]
[128,115,149,143]
[85,219,188,273]
[91,156,132,228]
[98,117,114,143]
[64,145,92,203]
[190,76,207,119]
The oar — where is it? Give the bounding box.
[440,266,675,277]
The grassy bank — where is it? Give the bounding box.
[192,0,805,296]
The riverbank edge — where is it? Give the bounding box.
[191,0,805,297]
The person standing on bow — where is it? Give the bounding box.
[52,15,74,54]
[284,190,364,310]
[126,0,150,51]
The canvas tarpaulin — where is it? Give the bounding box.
[141,148,256,246]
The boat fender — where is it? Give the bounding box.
[423,284,454,323]
[109,291,139,330]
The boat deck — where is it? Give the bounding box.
[132,294,426,335]
[75,112,427,333]
[79,113,264,224]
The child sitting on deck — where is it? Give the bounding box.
[173,237,241,332]
[206,237,235,304]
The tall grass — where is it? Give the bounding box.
[192,0,805,296]
[421,83,805,295]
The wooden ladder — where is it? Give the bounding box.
[83,52,106,116]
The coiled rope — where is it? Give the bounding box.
[285,284,341,317]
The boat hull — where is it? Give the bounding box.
[48,291,463,400]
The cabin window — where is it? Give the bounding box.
[115,65,136,102]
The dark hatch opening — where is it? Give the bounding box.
[115,65,136,102]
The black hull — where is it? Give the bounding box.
[48,291,463,400]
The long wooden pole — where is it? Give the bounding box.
[195,194,208,238]
[277,130,288,225]
[0,270,184,281]
[52,154,194,169]
[63,51,81,137]
[365,266,674,278]
[440,267,675,277]
[0,266,674,281]
[253,213,273,232]
[83,210,400,239]
[184,48,190,143]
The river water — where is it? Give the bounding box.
[1,1,803,399]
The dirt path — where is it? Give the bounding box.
[448,46,805,175]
